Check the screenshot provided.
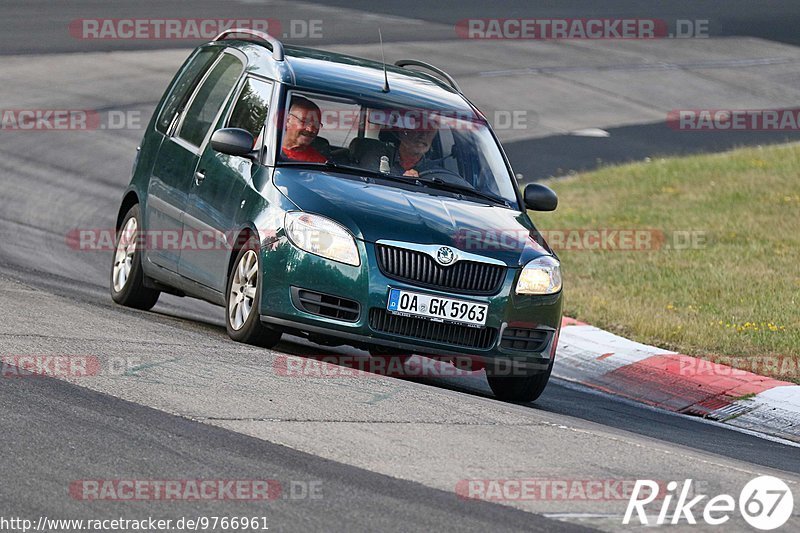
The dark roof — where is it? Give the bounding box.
[225,41,478,117]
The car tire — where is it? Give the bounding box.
[225,236,282,348]
[110,204,160,310]
[486,359,553,402]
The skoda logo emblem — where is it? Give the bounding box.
[436,246,456,266]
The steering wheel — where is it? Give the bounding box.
[418,167,467,184]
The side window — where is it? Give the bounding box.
[156,48,220,134]
[314,98,359,148]
[178,54,243,147]
[228,78,273,139]
[282,92,360,151]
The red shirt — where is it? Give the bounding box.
[399,152,422,171]
[282,145,327,163]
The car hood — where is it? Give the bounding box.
[273,167,551,267]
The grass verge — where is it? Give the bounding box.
[537,143,800,381]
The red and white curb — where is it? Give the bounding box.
[555,318,800,443]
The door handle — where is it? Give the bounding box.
[194,170,206,185]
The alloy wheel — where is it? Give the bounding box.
[228,250,258,330]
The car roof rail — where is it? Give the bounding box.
[394,59,461,93]
[213,28,285,61]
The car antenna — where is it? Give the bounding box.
[379,28,390,92]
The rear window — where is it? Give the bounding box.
[155,48,220,134]
[228,78,274,139]
[177,54,244,147]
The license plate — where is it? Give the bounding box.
[386,288,488,327]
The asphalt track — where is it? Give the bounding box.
[1,1,800,531]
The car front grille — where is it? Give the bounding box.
[292,287,360,322]
[369,308,498,350]
[500,327,551,352]
[375,244,505,295]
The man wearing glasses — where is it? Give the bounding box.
[281,96,327,163]
[392,125,438,178]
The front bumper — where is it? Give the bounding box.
[260,238,563,371]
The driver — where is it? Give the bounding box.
[281,96,327,163]
[391,122,439,177]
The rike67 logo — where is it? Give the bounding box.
[624,476,794,530]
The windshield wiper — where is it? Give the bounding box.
[280,159,381,176]
[277,161,509,206]
[278,160,378,181]
[278,160,359,173]
[415,177,510,207]
[280,160,424,185]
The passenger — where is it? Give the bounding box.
[391,124,438,177]
[281,96,327,163]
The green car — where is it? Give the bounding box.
[111,29,563,402]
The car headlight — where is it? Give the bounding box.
[515,256,561,295]
[285,212,360,266]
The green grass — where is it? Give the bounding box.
[536,143,800,379]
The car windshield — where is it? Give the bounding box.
[277,91,520,208]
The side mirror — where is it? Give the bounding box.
[523,183,558,211]
[210,128,255,158]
